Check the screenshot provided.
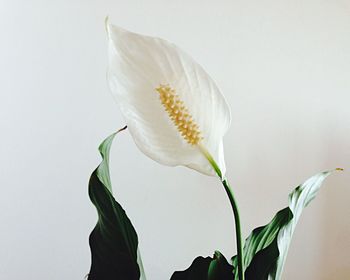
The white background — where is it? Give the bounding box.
[0,0,349,279]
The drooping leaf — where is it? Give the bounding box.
[232,170,340,280]
[171,251,234,280]
[88,126,142,280]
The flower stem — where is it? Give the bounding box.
[222,178,244,280]
[198,144,244,280]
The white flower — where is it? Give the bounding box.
[106,19,231,177]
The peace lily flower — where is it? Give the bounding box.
[106,20,231,178]
[105,19,245,280]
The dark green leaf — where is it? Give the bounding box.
[232,170,338,280]
[171,251,234,280]
[88,127,142,280]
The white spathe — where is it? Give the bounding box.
[106,20,231,177]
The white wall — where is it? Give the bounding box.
[0,0,349,279]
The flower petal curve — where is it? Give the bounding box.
[106,20,231,176]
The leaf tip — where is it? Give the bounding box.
[335,167,344,172]
[213,251,221,259]
[117,125,128,133]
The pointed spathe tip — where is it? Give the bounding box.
[104,18,134,42]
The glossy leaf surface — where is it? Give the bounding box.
[171,251,234,280]
[232,170,337,280]
[88,127,141,280]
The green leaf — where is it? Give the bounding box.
[232,170,339,280]
[171,251,234,280]
[88,127,142,280]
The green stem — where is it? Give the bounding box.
[222,179,244,280]
[198,144,244,280]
